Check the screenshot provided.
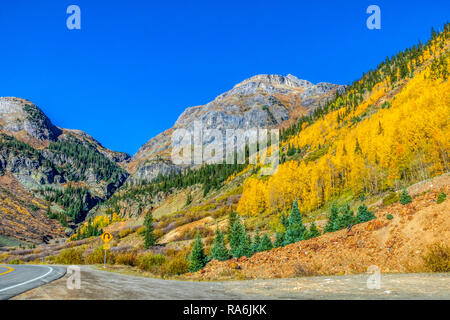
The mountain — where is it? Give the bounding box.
[89,24,449,278]
[127,74,343,182]
[0,97,130,245]
[1,24,448,281]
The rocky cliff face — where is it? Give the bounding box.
[0,97,61,142]
[128,74,343,182]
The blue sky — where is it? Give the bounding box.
[0,0,448,155]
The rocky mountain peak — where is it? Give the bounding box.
[129,74,344,182]
[233,74,313,90]
[0,97,61,141]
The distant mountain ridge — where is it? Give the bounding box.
[0,97,130,244]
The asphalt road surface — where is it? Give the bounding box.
[10,266,450,300]
[0,264,66,300]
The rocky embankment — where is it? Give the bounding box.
[187,174,450,280]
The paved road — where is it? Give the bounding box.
[0,265,66,300]
[11,266,450,300]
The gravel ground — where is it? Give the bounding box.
[12,266,450,300]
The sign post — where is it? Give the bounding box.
[100,231,113,269]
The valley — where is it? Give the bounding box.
[0,22,449,298]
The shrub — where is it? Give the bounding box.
[136,226,146,235]
[383,191,399,206]
[356,205,376,223]
[54,247,84,265]
[422,242,450,272]
[9,259,23,265]
[137,253,166,271]
[114,251,137,266]
[386,214,394,220]
[165,256,189,275]
[0,253,10,262]
[437,191,447,204]
[85,246,114,265]
[154,229,164,239]
[399,188,412,205]
[118,228,135,239]
[332,204,356,231]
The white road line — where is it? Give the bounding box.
[0,266,53,293]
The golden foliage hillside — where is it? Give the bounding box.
[238,36,450,216]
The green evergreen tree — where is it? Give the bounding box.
[227,210,238,242]
[185,192,192,206]
[333,204,356,231]
[251,228,261,255]
[304,222,321,240]
[280,212,289,230]
[324,203,339,233]
[258,233,273,251]
[229,220,245,258]
[143,211,155,249]
[240,233,253,258]
[283,200,306,245]
[274,231,285,248]
[209,228,229,261]
[356,204,376,223]
[189,233,207,272]
[399,188,412,205]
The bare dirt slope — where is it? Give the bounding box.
[0,173,65,244]
[187,174,450,280]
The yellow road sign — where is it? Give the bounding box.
[103,243,110,250]
[101,231,113,243]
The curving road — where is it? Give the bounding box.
[0,264,66,300]
[10,266,450,300]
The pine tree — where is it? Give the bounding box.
[209,228,229,261]
[333,204,356,231]
[258,233,273,251]
[274,231,285,248]
[251,228,261,254]
[399,188,412,205]
[186,192,192,206]
[304,222,320,240]
[240,233,253,258]
[227,210,238,242]
[189,233,207,272]
[283,200,306,246]
[280,212,289,230]
[324,203,339,233]
[229,220,245,258]
[143,211,155,249]
[356,204,376,223]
